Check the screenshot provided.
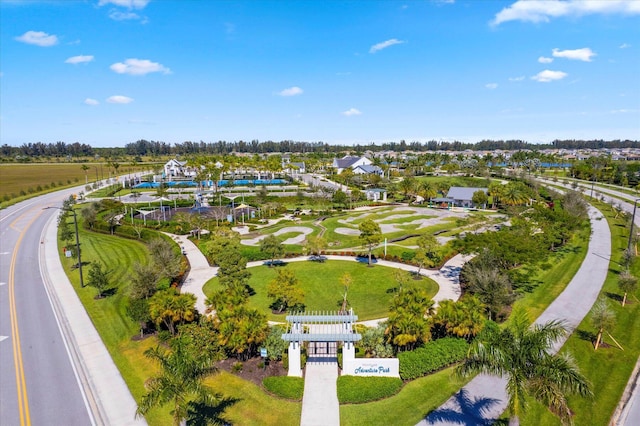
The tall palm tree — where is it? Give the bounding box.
[136,337,219,425]
[457,309,592,425]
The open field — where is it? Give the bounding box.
[0,163,150,206]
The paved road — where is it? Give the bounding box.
[421,204,611,425]
[0,191,94,425]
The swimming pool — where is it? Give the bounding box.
[133,179,287,189]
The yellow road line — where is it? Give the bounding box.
[8,210,41,426]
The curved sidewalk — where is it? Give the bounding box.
[420,205,611,425]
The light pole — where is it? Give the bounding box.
[45,206,84,287]
[628,199,640,253]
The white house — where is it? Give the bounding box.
[353,164,383,176]
[332,155,372,174]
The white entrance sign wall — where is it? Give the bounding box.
[342,358,400,378]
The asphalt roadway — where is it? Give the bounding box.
[1,190,94,425]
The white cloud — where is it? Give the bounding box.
[15,31,58,47]
[342,108,362,116]
[509,76,526,82]
[620,43,631,49]
[492,0,640,26]
[109,10,140,20]
[65,55,94,64]
[278,86,303,97]
[531,69,568,82]
[552,47,596,61]
[485,83,498,89]
[369,38,405,53]
[84,98,99,105]
[107,95,134,104]
[538,56,553,63]
[98,0,150,9]
[110,58,170,75]
[611,109,639,114]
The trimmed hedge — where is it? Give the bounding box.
[262,376,304,400]
[398,337,468,380]
[337,376,403,404]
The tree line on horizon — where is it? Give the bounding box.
[2,138,640,160]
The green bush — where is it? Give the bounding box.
[337,376,403,404]
[398,337,468,380]
[262,376,304,400]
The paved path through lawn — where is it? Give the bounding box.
[420,205,611,425]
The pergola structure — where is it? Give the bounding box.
[282,310,361,377]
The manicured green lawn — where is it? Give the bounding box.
[340,367,469,425]
[203,261,439,321]
[207,372,301,425]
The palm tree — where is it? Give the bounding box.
[458,309,592,425]
[136,337,219,425]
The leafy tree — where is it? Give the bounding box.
[332,189,348,208]
[304,235,327,256]
[148,238,182,281]
[415,234,439,273]
[264,325,288,362]
[129,262,161,300]
[136,337,220,426]
[339,272,353,313]
[260,234,284,267]
[126,298,151,338]
[458,309,592,425]
[149,288,197,336]
[591,297,616,350]
[358,219,382,266]
[471,190,488,208]
[81,203,98,229]
[87,262,110,298]
[267,268,304,313]
[618,270,638,307]
[385,287,434,352]
[178,318,225,363]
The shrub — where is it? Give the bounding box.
[337,376,403,404]
[398,337,468,380]
[262,376,304,400]
[232,362,243,373]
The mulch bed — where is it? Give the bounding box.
[215,357,287,387]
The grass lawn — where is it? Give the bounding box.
[207,372,301,425]
[203,261,439,321]
[340,367,469,425]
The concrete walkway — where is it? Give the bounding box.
[420,205,611,425]
[42,211,146,425]
[163,233,210,314]
[300,359,340,426]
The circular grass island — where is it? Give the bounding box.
[203,260,439,322]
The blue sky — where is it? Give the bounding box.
[1,0,639,147]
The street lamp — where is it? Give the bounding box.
[628,199,640,254]
[45,206,84,287]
